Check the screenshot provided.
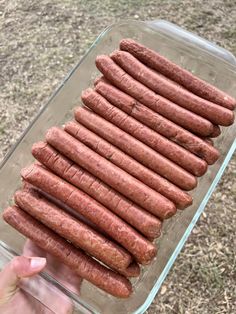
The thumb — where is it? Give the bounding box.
[0,256,46,305]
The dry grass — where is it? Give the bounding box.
[0,1,235,313]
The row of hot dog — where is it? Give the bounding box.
[3,38,235,298]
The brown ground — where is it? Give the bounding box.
[0,1,235,313]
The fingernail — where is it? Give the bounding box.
[30,257,46,270]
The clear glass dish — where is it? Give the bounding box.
[0,20,235,314]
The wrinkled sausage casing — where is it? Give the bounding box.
[65,121,192,209]
[21,163,157,265]
[120,38,236,110]
[94,79,220,165]
[2,206,133,298]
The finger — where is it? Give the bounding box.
[25,243,81,296]
[0,256,46,305]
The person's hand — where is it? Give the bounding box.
[0,240,82,314]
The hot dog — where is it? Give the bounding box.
[117,262,140,278]
[23,179,110,238]
[14,189,132,271]
[65,122,192,209]
[45,126,177,218]
[120,39,236,110]
[21,164,158,265]
[32,142,162,239]
[95,55,214,136]
[74,107,197,190]
[2,206,132,298]
[95,79,219,164]
[203,138,214,146]
[111,50,234,126]
[82,88,207,177]
[210,125,221,138]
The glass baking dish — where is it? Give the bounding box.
[0,20,235,314]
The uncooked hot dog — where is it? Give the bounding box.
[45,127,177,218]
[14,188,132,271]
[74,107,197,190]
[95,55,214,136]
[111,50,234,126]
[32,142,162,239]
[210,125,221,138]
[65,122,192,209]
[2,206,132,298]
[120,38,236,110]
[82,88,207,176]
[95,79,219,165]
[21,163,158,265]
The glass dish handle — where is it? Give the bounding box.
[146,19,236,66]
